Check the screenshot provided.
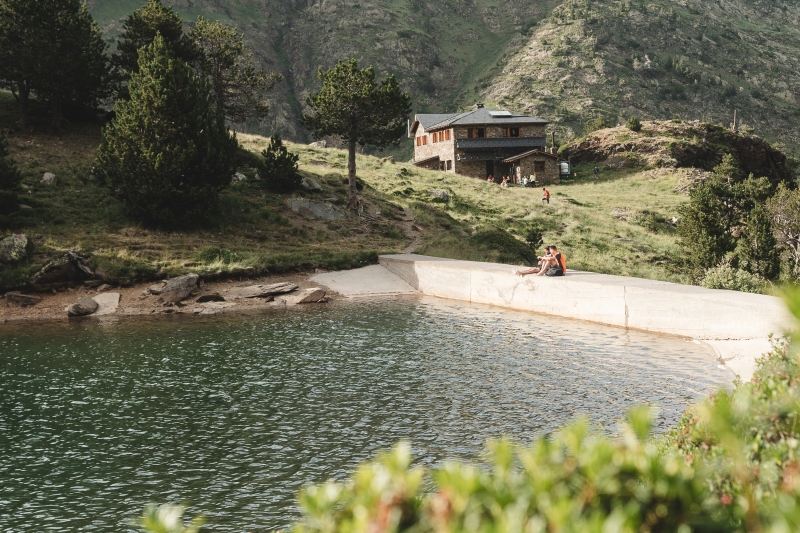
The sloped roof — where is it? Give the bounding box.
[456,137,546,150]
[410,108,549,136]
[502,149,566,163]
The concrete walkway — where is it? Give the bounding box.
[310,265,417,298]
[378,254,796,380]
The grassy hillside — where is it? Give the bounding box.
[85,0,800,157]
[476,0,800,155]
[0,90,694,291]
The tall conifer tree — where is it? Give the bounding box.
[97,34,237,228]
[0,133,22,213]
[303,59,411,210]
[112,0,197,78]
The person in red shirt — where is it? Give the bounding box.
[513,245,566,277]
[541,187,550,204]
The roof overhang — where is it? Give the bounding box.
[502,149,566,163]
[413,155,441,166]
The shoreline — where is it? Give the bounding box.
[0,271,341,323]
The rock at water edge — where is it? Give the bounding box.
[227,282,297,299]
[93,292,121,316]
[0,234,29,264]
[159,274,199,303]
[279,287,326,305]
[66,296,99,317]
[196,293,225,303]
[4,292,42,307]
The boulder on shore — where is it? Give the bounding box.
[159,274,199,303]
[278,287,326,305]
[93,292,121,316]
[66,296,98,317]
[4,291,42,307]
[32,250,94,287]
[0,234,29,264]
[227,282,298,300]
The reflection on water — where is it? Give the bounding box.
[0,297,730,532]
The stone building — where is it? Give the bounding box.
[409,104,566,183]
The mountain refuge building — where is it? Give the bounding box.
[409,104,566,184]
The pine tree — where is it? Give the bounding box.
[190,17,281,124]
[0,133,22,213]
[303,59,411,210]
[96,34,237,228]
[736,207,780,280]
[112,0,197,78]
[0,0,110,129]
[257,135,301,193]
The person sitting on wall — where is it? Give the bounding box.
[513,245,566,277]
[512,246,552,276]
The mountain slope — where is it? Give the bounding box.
[87,0,800,155]
[474,0,800,154]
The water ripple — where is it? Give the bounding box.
[0,297,730,532]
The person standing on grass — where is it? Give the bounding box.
[541,187,550,204]
[593,166,599,179]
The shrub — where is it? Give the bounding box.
[257,134,301,193]
[0,133,22,213]
[626,115,642,132]
[700,263,766,293]
[96,35,237,228]
[525,227,544,248]
[583,115,611,134]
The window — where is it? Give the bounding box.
[415,136,428,146]
[445,130,451,141]
[507,127,519,138]
[446,160,452,170]
[534,161,546,172]
[477,128,485,138]
[468,128,485,138]
[433,132,439,143]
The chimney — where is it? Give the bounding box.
[476,102,484,109]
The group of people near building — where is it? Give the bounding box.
[486,173,539,187]
[512,245,566,277]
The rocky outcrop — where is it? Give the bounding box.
[300,176,323,191]
[66,296,98,317]
[31,250,94,288]
[0,234,29,264]
[232,172,247,184]
[429,190,450,202]
[159,274,199,303]
[309,140,327,148]
[560,121,794,187]
[227,282,298,300]
[40,172,57,185]
[287,197,346,220]
[4,292,42,307]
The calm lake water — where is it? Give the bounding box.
[0,297,731,532]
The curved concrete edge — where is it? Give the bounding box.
[379,254,795,381]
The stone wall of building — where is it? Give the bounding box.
[413,125,456,172]
[516,155,561,184]
[453,160,487,179]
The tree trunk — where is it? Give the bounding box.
[347,137,358,211]
[16,81,30,130]
[50,92,63,131]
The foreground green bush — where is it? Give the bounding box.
[141,293,800,533]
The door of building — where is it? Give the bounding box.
[486,160,494,179]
